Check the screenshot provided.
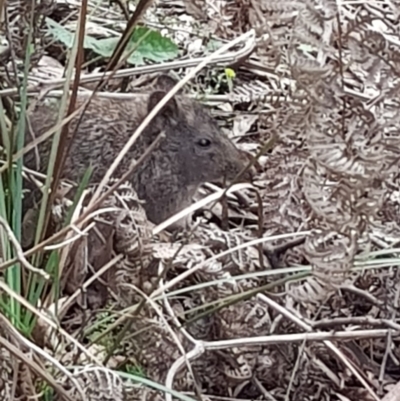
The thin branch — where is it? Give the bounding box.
[0,216,49,278]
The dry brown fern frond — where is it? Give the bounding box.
[303,230,358,285]
[128,386,165,401]
[62,366,126,401]
[198,224,267,273]
[239,0,400,307]
[0,313,65,400]
[88,180,152,255]
[291,8,328,50]
[61,180,155,308]
[256,150,307,240]
[216,299,271,339]
[255,0,303,20]
[229,80,283,105]
[288,275,336,305]
[120,314,189,384]
[290,52,334,83]
[307,103,390,177]
[0,343,13,400]
[171,224,269,298]
[302,162,362,231]
[19,355,39,399]
[220,346,255,383]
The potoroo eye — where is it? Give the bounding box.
[196,138,212,148]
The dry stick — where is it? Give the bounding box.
[0,44,256,98]
[0,217,49,278]
[159,263,205,401]
[58,254,124,319]
[0,337,77,401]
[100,30,255,363]
[89,29,255,207]
[0,313,86,400]
[200,330,400,348]
[257,294,380,401]
[153,183,253,234]
[0,0,4,24]
[0,279,103,366]
[165,344,205,401]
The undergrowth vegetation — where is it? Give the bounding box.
[1,0,400,401]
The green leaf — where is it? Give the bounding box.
[94,26,179,65]
[45,17,98,49]
[45,18,179,66]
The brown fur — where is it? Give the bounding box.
[23,75,251,225]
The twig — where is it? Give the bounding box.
[58,253,124,318]
[312,316,400,331]
[256,294,380,401]
[151,231,309,299]
[0,336,78,401]
[165,343,206,401]
[0,279,103,365]
[153,183,254,234]
[0,313,85,400]
[200,329,400,348]
[158,262,204,401]
[0,216,49,278]
[0,38,256,98]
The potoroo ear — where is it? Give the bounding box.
[154,74,182,93]
[147,90,180,124]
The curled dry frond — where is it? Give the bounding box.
[304,230,358,284]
